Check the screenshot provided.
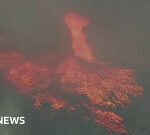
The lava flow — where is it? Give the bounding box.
[0,12,143,134]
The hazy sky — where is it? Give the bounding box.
[0,0,150,62]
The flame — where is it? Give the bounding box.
[89,106,126,133]
[57,56,142,133]
[0,12,144,134]
[58,57,143,108]
[7,62,51,93]
[65,13,95,63]
[34,93,67,109]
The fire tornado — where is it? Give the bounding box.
[0,12,143,134]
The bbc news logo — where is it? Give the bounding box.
[0,117,25,125]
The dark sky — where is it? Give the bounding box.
[0,0,150,135]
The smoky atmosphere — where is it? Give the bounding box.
[0,0,150,135]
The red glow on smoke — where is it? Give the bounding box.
[0,52,24,72]
[65,13,95,63]
[0,12,144,134]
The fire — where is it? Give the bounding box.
[58,57,143,108]
[0,12,144,134]
[65,13,95,63]
[89,106,126,133]
[7,62,51,93]
[34,93,67,109]
[57,56,142,133]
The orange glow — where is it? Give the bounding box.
[89,106,126,133]
[34,93,67,109]
[65,13,95,63]
[7,62,51,93]
[0,12,144,134]
[58,57,143,108]
[57,55,143,133]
